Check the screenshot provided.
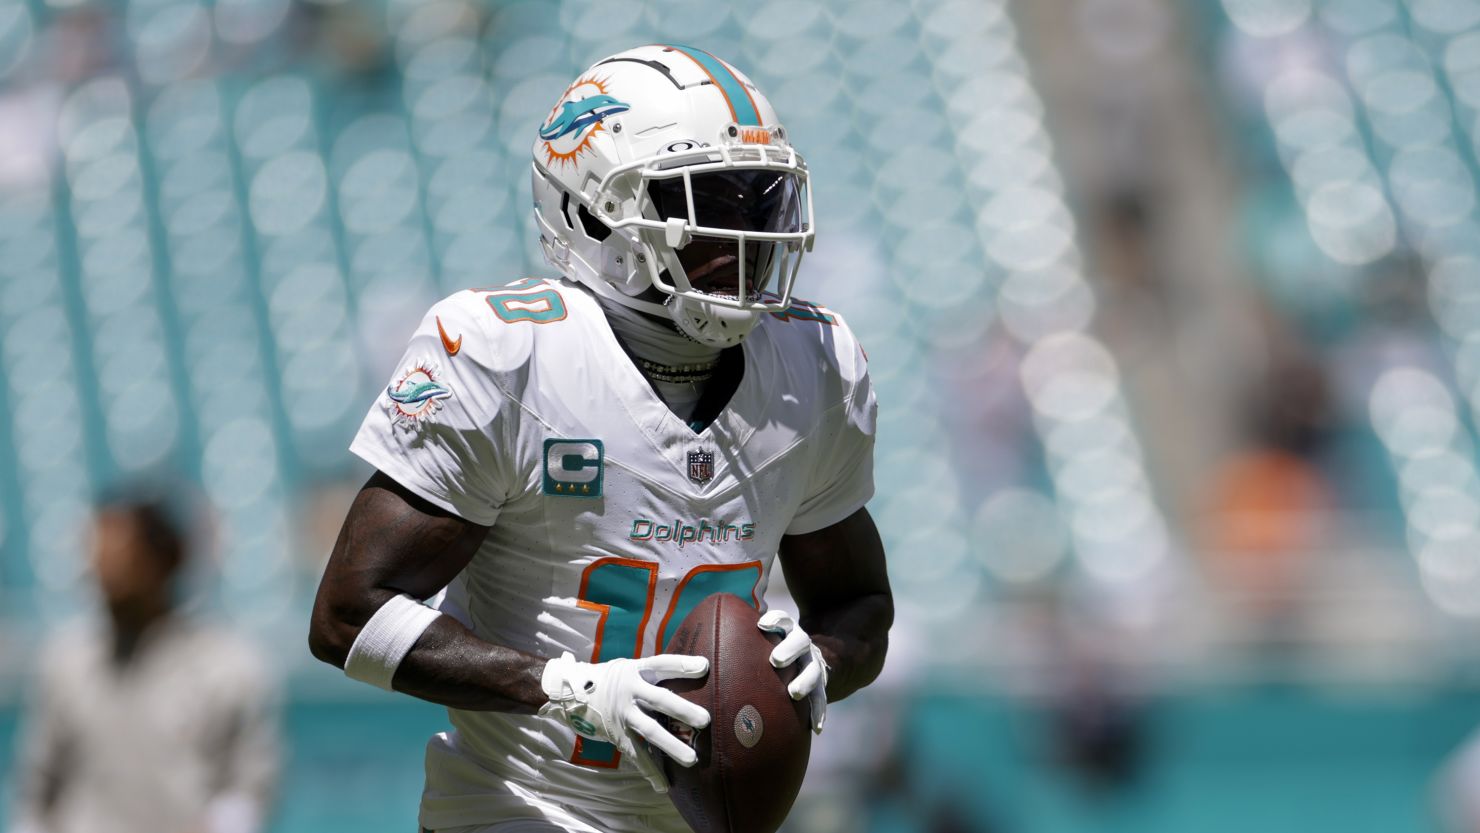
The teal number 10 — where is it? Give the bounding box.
[571,557,763,768]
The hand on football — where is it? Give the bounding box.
[757,609,828,733]
[539,651,711,791]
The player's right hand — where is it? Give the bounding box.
[539,651,711,791]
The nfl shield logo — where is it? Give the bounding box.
[688,449,714,485]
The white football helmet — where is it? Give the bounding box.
[531,45,815,347]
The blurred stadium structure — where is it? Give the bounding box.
[3,0,1480,831]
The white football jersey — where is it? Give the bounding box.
[349,277,876,830]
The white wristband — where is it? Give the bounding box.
[344,593,441,691]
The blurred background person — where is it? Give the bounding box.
[8,495,280,833]
[1198,354,1336,636]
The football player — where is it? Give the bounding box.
[309,45,893,833]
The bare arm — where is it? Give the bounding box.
[776,507,893,702]
[308,471,547,712]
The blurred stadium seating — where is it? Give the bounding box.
[3,0,1480,831]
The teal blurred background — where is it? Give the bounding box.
[5,0,1480,830]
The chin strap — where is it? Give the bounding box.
[667,293,763,348]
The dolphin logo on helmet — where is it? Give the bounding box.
[539,94,630,142]
[540,75,630,170]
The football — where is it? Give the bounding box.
[654,592,813,833]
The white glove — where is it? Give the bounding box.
[757,609,828,733]
[539,651,711,792]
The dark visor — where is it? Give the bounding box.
[647,170,802,235]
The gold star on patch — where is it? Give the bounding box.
[582,484,590,494]
[555,484,564,492]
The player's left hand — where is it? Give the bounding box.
[757,609,828,733]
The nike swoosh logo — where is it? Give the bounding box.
[436,316,462,356]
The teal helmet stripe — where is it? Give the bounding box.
[665,44,763,126]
